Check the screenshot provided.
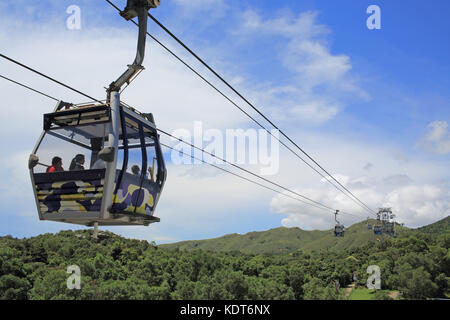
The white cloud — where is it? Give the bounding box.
[0,151,33,199]
[269,135,450,230]
[383,174,413,187]
[418,120,450,154]
[385,184,450,228]
[232,9,368,125]
[240,10,329,39]
[285,39,352,87]
[271,176,449,230]
[290,100,339,124]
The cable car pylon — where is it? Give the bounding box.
[28,0,166,238]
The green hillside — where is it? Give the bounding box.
[416,215,450,235]
[0,216,448,300]
[161,219,412,254]
[161,216,450,254]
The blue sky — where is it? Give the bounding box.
[0,0,449,243]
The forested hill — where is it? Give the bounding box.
[0,216,448,300]
[160,217,449,254]
[415,215,450,235]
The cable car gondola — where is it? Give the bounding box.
[373,211,382,234]
[366,217,373,230]
[384,211,396,236]
[373,225,382,235]
[28,100,166,227]
[28,0,166,233]
[334,210,345,237]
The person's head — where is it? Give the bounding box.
[75,154,85,164]
[52,156,62,167]
[131,165,140,175]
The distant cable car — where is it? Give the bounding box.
[385,221,396,236]
[366,217,373,230]
[373,210,383,235]
[373,225,382,235]
[27,0,165,235]
[334,210,345,237]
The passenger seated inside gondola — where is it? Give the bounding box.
[46,156,64,172]
[92,158,106,170]
[131,165,140,175]
[129,164,155,181]
[132,165,155,181]
[69,154,85,171]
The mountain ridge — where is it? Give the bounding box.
[160,216,450,254]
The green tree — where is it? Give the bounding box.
[302,278,326,300]
[171,279,197,300]
[0,275,30,300]
[247,277,295,300]
[29,269,75,300]
[399,267,439,299]
[288,265,305,299]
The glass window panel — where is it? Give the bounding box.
[35,122,109,173]
[144,133,158,182]
[127,148,143,177]
[122,116,144,177]
[34,133,90,173]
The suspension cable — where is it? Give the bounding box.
[0,53,102,104]
[0,55,365,220]
[104,0,377,216]
[160,142,335,214]
[0,74,59,101]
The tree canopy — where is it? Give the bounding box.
[0,227,449,300]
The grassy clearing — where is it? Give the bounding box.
[348,288,396,300]
[348,288,376,300]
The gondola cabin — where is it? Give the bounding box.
[366,217,373,230]
[28,100,166,227]
[373,225,382,235]
[385,222,395,236]
[333,210,344,237]
[334,224,345,237]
